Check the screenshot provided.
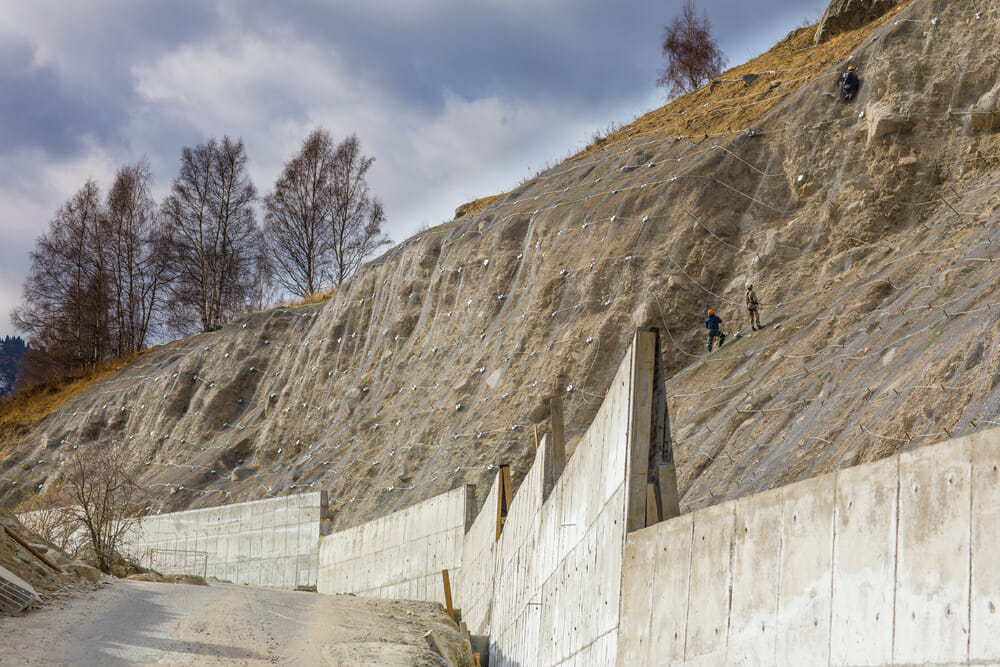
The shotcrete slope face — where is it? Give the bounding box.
[5,0,1000,528]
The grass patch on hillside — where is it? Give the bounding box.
[454,193,507,220]
[281,287,336,309]
[0,351,146,459]
[575,3,913,155]
[451,2,913,215]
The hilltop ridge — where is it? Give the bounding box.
[3,0,1000,530]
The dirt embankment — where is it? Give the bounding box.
[0,509,95,607]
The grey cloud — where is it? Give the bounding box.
[239,1,830,112]
[0,42,105,156]
[0,2,218,159]
[241,1,665,111]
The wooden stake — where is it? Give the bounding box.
[645,483,660,525]
[441,569,455,621]
[549,396,566,478]
[495,464,513,541]
[1,523,62,574]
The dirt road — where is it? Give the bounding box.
[0,579,462,665]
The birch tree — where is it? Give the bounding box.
[162,137,263,333]
[105,161,169,355]
[263,128,337,297]
[329,134,390,286]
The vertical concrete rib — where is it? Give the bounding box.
[625,329,655,534]
[826,468,838,666]
[890,456,900,666]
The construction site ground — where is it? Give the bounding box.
[0,579,466,666]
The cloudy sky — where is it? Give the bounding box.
[0,0,830,336]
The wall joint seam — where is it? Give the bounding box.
[890,454,901,665]
[967,440,975,662]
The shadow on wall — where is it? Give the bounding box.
[318,328,675,665]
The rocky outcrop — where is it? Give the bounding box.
[65,560,101,583]
[864,101,914,143]
[815,0,900,43]
[969,80,1000,132]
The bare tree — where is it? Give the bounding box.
[62,439,143,573]
[105,161,169,355]
[162,137,264,333]
[13,168,171,382]
[329,134,391,286]
[15,485,86,560]
[656,0,727,98]
[12,181,111,371]
[263,128,337,297]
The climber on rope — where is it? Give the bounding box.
[705,308,726,352]
[746,282,761,331]
[840,65,860,102]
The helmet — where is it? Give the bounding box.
[707,309,714,316]
[848,65,855,71]
[746,282,753,289]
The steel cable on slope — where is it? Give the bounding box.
[24,2,1000,511]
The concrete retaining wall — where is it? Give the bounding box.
[455,471,501,636]
[314,330,659,666]
[317,485,473,606]
[487,328,652,666]
[153,326,997,665]
[616,429,1000,666]
[126,491,328,588]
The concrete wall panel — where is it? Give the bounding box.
[726,487,783,666]
[894,439,972,664]
[317,484,469,603]
[125,491,326,587]
[613,431,1000,667]
[684,501,735,665]
[830,455,898,666]
[774,475,835,666]
[485,332,652,666]
[616,512,693,666]
[972,430,1000,660]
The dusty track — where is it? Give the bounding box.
[0,580,460,666]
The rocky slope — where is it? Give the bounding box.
[3,0,1000,529]
[815,0,901,42]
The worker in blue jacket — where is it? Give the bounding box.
[705,308,726,352]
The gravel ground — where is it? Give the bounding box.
[0,579,466,666]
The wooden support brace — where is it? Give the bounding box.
[495,465,512,541]
[645,483,659,525]
[441,569,455,621]
[549,396,566,479]
[1,523,62,574]
[655,464,681,520]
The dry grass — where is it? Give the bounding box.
[574,3,913,156]
[0,351,146,460]
[290,287,336,307]
[454,193,507,219]
[450,4,913,220]
[265,287,338,311]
